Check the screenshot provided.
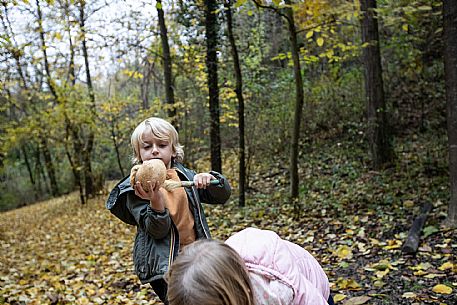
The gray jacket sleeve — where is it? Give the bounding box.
[126,192,171,239]
[197,171,231,204]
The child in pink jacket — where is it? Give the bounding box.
[166,227,333,305]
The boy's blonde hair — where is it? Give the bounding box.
[166,239,254,305]
[130,117,184,164]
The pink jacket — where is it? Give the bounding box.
[225,228,330,305]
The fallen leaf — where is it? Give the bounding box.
[403,200,414,208]
[335,245,353,259]
[383,239,402,250]
[432,284,453,294]
[438,262,453,271]
[342,295,371,305]
[333,293,347,302]
[402,292,416,298]
[424,273,446,279]
[423,226,439,238]
[336,278,361,290]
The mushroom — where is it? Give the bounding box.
[130,159,167,192]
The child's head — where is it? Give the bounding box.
[166,239,254,305]
[130,117,184,166]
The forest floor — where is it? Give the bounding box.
[1,130,456,305]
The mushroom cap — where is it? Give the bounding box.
[135,159,167,192]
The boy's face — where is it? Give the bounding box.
[139,127,175,169]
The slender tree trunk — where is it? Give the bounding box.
[443,0,457,227]
[69,124,86,204]
[36,0,59,196]
[225,0,246,206]
[64,0,76,86]
[21,147,38,200]
[40,137,59,196]
[111,122,125,177]
[360,0,393,169]
[63,1,85,204]
[34,145,46,195]
[157,0,176,125]
[65,141,86,205]
[141,59,152,109]
[284,0,304,203]
[37,0,58,100]
[205,0,222,173]
[0,6,27,89]
[78,0,96,197]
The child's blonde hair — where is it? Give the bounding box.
[130,117,184,164]
[166,239,254,305]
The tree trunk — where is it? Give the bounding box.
[225,0,246,207]
[64,0,76,86]
[36,0,58,100]
[284,0,304,203]
[443,0,457,227]
[360,0,393,169]
[63,3,85,204]
[111,121,125,177]
[78,0,96,197]
[141,59,152,110]
[21,147,38,200]
[36,0,59,196]
[157,0,177,125]
[65,140,86,205]
[40,137,59,196]
[205,0,222,173]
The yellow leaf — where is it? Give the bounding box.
[335,245,353,259]
[402,24,409,32]
[438,262,453,271]
[403,200,414,207]
[414,270,428,276]
[432,284,452,294]
[370,238,380,246]
[336,277,360,290]
[317,37,324,47]
[424,273,445,279]
[306,30,314,39]
[383,239,402,250]
[334,294,346,302]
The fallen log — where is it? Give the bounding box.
[402,202,433,254]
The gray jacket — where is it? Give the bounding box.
[106,162,231,283]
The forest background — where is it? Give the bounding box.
[1,0,456,304]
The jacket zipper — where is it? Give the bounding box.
[175,167,210,239]
[169,224,176,265]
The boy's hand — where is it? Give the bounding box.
[193,173,216,189]
[134,180,165,212]
[129,165,141,187]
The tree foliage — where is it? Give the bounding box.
[0,0,452,226]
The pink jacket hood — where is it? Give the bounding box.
[225,228,330,305]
